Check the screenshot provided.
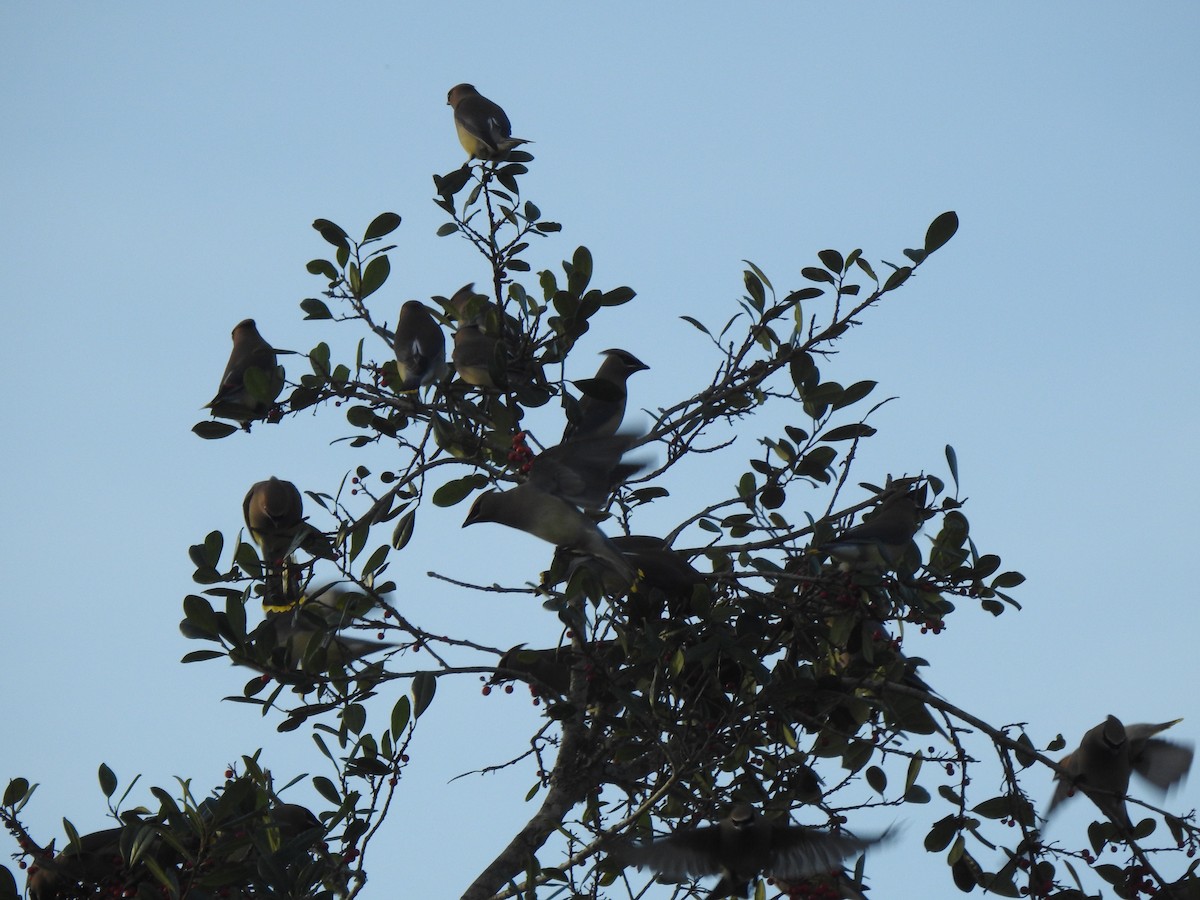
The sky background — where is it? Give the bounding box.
[3,3,1199,897]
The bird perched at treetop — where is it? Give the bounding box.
[447,84,529,161]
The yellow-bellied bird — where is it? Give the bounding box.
[562,349,649,441]
[1048,715,1193,828]
[452,323,501,388]
[206,319,283,430]
[447,83,529,161]
[464,432,646,581]
[612,803,886,900]
[243,477,334,611]
[394,300,446,391]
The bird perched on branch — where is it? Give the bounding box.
[243,477,335,611]
[611,803,886,900]
[447,84,529,161]
[464,432,646,581]
[393,300,446,391]
[1048,715,1193,828]
[562,349,649,441]
[206,319,283,430]
[817,480,928,573]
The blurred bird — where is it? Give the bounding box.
[248,590,394,675]
[446,282,494,326]
[393,300,446,391]
[452,323,501,388]
[446,83,529,161]
[206,318,282,430]
[243,478,335,611]
[1048,715,1193,828]
[818,482,927,572]
[612,803,886,900]
[463,432,646,580]
[562,349,649,441]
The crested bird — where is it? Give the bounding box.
[206,318,283,430]
[562,349,649,441]
[243,478,335,611]
[1048,715,1193,828]
[463,432,646,580]
[818,482,927,572]
[393,300,446,391]
[446,83,529,161]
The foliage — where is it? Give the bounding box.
[5,152,1198,900]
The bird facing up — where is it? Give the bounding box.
[1048,715,1193,828]
[206,318,282,429]
[612,803,886,900]
[562,349,649,441]
[393,300,447,391]
[446,84,529,161]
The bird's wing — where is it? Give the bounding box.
[616,826,724,878]
[1134,739,1194,791]
[767,829,881,880]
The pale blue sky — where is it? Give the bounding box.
[3,3,1198,897]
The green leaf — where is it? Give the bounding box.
[391,695,411,737]
[883,266,912,291]
[412,671,437,718]
[2,778,30,807]
[945,444,959,488]
[192,420,239,440]
[567,246,593,295]
[925,211,959,254]
[392,510,416,550]
[97,763,117,798]
[1014,732,1036,768]
[601,286,636,307]
[300,297,332,320]
[359,255,390,299]
[801,266,835,284]
[785,287,824,303]
[835,380,877,408]
[680,315,711,337]
[313,775,341,805]
[364,212,402,241]
[972,795,1017,819]
[924,814,957,852]
[312,218,349,250]
[744,270,766,310]
[817,249,844,273]
[361,544,390,577]
[865,765,887,794]
[822,423,877,442]
[305,258,339,281]
[991,571,1025,589]
[905,750,924,791]
[432,474,489,507]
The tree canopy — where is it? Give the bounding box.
[4,144,1197,900]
